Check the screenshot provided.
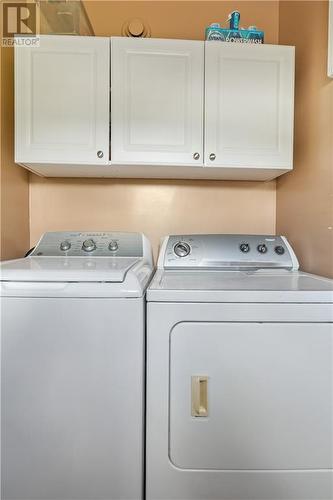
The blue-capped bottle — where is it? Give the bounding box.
[228,10,240,30]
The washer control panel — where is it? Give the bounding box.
[161,234,298,270]
[30,232,143,257]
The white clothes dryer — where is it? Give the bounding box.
[146,234,333,500]
[0,231,153,500]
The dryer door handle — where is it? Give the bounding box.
[191,376,209,417]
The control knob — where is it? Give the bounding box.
[109,241,118,252]
[239,243,250,253]
[257,244,268,254]
[174,241,191,258]
[82,239,96,252]
[275,245,285,255]
[60,241,71,252]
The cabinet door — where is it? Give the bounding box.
[205,43,294,169]
[111,37,204,165]
[15,36,110,165]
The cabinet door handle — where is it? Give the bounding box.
[97,150,104,158]
[209,153,216,161]
[193,152,200,160]
[191,376,209,417]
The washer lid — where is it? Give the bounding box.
[0,256,140,283]
[0,231,153,288]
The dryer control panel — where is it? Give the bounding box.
[30,232,144,257]
[159,234,299,270]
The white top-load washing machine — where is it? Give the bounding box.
[146,234,333,500]
[0,231,153,500]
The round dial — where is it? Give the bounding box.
[275,245,285,255]
[257,243,268,254]
[174,241,191,258]
[109,241,119,252]
[239,242,250,253]
[82,239,96,252]
[60,241,71,252]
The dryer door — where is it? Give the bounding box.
[169,322,333,470]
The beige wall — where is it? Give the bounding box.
[30,177,276,259]
[83,1,279,41]
[2,1,332,273]
[277,1,333,278]
[0,45,30,260]
[29,1,279,258]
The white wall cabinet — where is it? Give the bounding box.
[15,35,110,165]
[111,37,204,165]
[205,43,295,171]
[15,36,295,180]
